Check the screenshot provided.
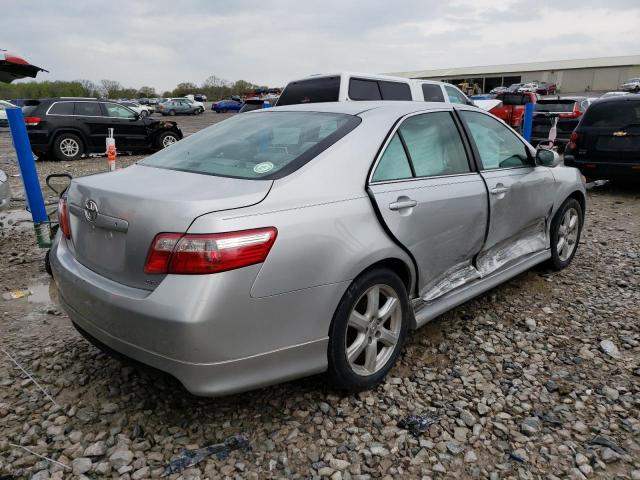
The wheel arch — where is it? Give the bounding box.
[567,190,586,220]
[355,257,414,297]
[52,128,88,150]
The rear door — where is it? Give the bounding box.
[73,101,109,150]
[458,109,555,275]
[368,110,488,301]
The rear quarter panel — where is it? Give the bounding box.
[187,109,418,298]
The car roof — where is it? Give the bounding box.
[257,100,459,116]
[286,72,413,83]
[590,95,640,105]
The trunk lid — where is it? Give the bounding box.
[65,164,272,290]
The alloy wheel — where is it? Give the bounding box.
[162,135,177,148]
[59,138,79,157]
[345,284,402,376]
[557,207,579,262]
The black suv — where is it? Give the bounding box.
[530,97,594,152]
[564,96,640,181]
[22,98,183,161]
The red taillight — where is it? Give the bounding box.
[24,116,41,126]
[560,103,581,119]
[144,227,278,275]
[567,131,580,151]
[58,196,71,239]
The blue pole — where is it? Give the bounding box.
[7,107,48,226]
[522,102,534,142]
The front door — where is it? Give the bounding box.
[368,110,489,301]
[458,109,556,275]
[101,102,149,150]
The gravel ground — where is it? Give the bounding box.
[0,112,639,479]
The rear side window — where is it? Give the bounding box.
[48,102,74,115]
[399,112,470,177]
[421,84,445,102]
[581,101,640,128]
[141,111,360,179]
[74,102,102,116]
[277,77,340,106]
[349,79,381,100]
[500,93,532,105]
[378,81,411,100]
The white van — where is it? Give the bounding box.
[276,72,475,106]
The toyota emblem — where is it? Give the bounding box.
[84,200,98,222]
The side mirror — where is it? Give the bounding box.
[535,147,561,167]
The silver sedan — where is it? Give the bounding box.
[51,101,586,396]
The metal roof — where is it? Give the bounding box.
[389,55,640,79]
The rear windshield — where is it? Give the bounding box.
[277,77,340,106]
[581,101,640,128]
[535,100,576,113]
[21,100,41,116]
[499,93,532,105]
[141,111,361,179]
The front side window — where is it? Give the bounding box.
[399,112,470,176]
[48,102,74,115]
[142,111,360,179]
[74,102,102,116]
[105,103,137,119]
[460,110,531,170]
[372,134,413,182]
[444,85,468,104]
[422,84,445,102]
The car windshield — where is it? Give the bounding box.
[535,100,576,113]
[581,101,640,128]
[277,77,340,106]
[141,111,360,179]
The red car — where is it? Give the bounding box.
[536,82,557,95]
[489,92,540,131]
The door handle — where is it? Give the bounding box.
[490,186,509,195]
[389,199,417,211]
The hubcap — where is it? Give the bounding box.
[346,284,402,376]
[59,138,79,157]
[557,207,579,261]
[162,135,177,148]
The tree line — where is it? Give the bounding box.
[0,76,264,101]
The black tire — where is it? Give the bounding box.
[168,109,176,116]
[547,198,583,270]
[45,249,52,276]
[328,268,409,391]
[140,110,149,117]
[52,133,84,161]
[155,131,180,150]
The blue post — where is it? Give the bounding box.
[262,101,271,109]
[522,102,534,141]
[7,107,50,246]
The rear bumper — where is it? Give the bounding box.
[564,157,640,180]
[51,236,343,396]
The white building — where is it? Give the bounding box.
[390,55,640,94]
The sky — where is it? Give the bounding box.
[3,0,640,92]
